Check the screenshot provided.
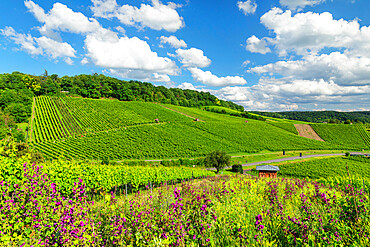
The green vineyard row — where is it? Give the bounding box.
[278,156,370,179]
[355,123,370,147]
[266,122,299,135]
[310,123,369,149]
[0,157,214,195]
[31,96,192,143]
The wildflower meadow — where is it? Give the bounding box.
[1,160,370,246]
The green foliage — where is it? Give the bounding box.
[205,150,231,173]
[231,164,243,174]
[0,157,214,195]
[0,87,33,123]
[0,136,44,163]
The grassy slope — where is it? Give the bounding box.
[30,97,364,160]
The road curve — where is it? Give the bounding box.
[208,153,345,170]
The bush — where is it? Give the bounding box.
[231,164,243,174]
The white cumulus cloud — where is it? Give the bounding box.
[176,48,211,68]
[260,8,368,56]
[1,26,76,63]
[177,82,199,91]
[35,36,76,59]
[246,35,271,54]
[91,0,184,32]
[85,34,179,75]
[237,0,257,15]
[25,1,102,39]
[188,67,247,87]
[1,26,43,55]
[250,52,370,86]
[160,35,187,48]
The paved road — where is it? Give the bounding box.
[208,153,345,170]
[240,153,345,168]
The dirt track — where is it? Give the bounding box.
[294,124,324,141]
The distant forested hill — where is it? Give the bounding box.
[251,111,370,123]
[0,71,243,124]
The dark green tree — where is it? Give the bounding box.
[205,150,231,174]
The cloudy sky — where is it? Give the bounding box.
[1,0,370,111]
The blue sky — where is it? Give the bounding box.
[1,0,370,111]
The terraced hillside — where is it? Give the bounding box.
[30,96,368,160]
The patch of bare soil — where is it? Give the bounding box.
[294,124,325,142]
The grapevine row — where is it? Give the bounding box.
[354,123,370,147]
[0,158,215,196]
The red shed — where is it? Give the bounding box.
[256,165,279,178]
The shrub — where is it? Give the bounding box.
[231,164,243,174]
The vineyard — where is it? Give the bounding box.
[0,157,214,196]
[355,123,370,147]
[266,122,299,135]
[30,96,191,143]
[278,156,370,179]
[310,123,369,149]
[28,96,369,160]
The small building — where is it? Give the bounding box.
[155,118,159,123]
[245,120,248,123]
[194,118,200,122]
[256,165,280,178]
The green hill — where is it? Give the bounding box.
[29,96,369,160]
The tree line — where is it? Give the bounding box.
[0,71,244,140]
